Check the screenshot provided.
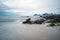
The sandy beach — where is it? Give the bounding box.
[0,16,60,40]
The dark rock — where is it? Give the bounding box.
[49,23,55,26]
[34,19,45,24]
[22,18,32,24]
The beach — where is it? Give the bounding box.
[0,16,60,40]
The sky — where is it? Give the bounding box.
[0,0,60,15]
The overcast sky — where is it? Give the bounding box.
[0,0,60,15]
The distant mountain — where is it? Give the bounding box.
[42,13,54,17]
[33,13,55,17]
[34,14,41,16]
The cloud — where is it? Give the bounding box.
[0,0,60,15]
[0,1,11,12]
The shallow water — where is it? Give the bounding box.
[0,16,60,40]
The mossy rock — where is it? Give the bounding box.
[34,20,43,24]
[49,23,55,26]
[34,19,45,24]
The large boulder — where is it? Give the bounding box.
[34,19,45,24]
[49,23,55,26]
[23,18,32,24]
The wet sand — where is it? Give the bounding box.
[0,16,60,40]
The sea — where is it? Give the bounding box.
[0,16,60,40]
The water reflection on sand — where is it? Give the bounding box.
[0,16,60,40]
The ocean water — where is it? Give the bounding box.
[0,16,60,40]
